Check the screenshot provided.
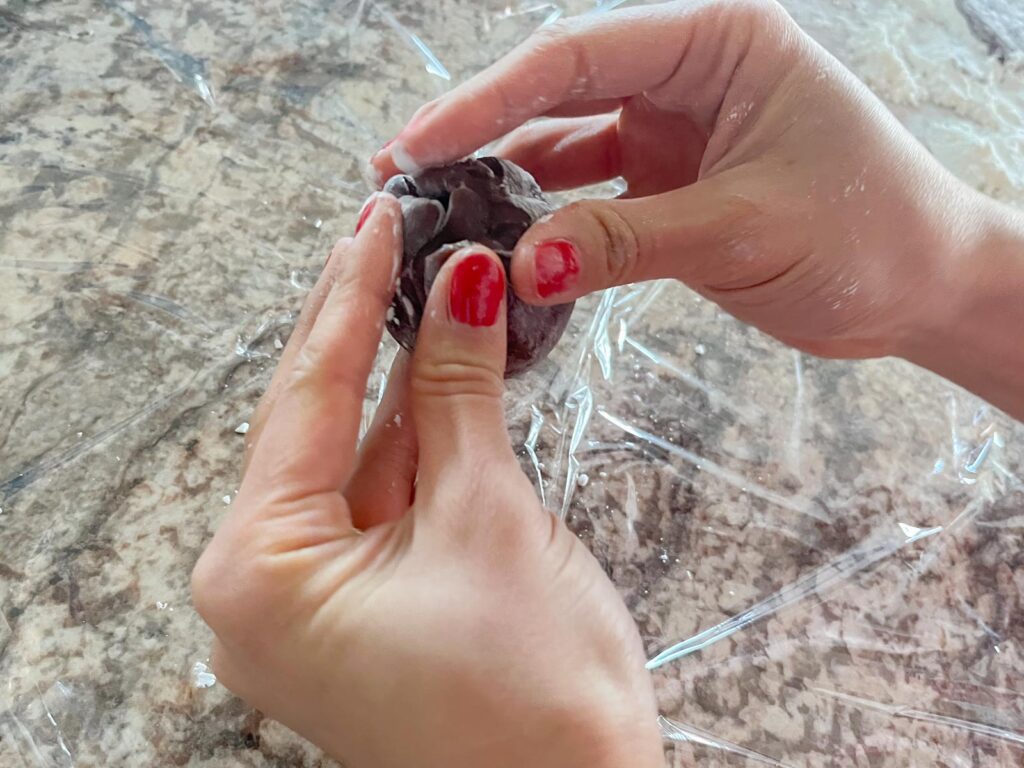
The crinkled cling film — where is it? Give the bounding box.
[2,1,1024,766]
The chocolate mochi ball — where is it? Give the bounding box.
[383,157,574,377]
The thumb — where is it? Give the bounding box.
[410,245,517,485]
[510,173,757,304]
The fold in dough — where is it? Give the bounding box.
[384,157,575,377]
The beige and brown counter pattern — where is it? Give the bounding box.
[1,1,1023,766]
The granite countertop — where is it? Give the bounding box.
[2,1,1023,766]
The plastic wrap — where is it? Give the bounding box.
[2,0,1023,766]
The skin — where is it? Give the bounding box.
[372,0,1024,419]
[191,196,664,768]
[194,1,1024,766]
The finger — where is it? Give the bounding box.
[244,193,404,500]
[345,351,418,529]
[544,97,623,119]
[493,114,622,191]
[409,246,515,486]
[508,170,754,304]
[244,193,382,472]
[370,0,762,178]
[243,233,362,476]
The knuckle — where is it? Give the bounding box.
[283,350,332,405]
[730,0,779,18]
[487,76,526,124]
[191,548,235,630]
[283,360,363,425]
[526,20,590,98]
[334,268,392,320]
[324,247,394,322]
[286,340,373,400]
[579,202,640,285]
[731,0,791,35]
[289,342,343,391]
[412,358,504,401]
[527,19,573,52]
[286,276,390,393]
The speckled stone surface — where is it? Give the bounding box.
[1,1,1023,766]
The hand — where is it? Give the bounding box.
[191,195,664,768]
[369,0,998,363]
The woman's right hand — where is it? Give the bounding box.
[191,198,664,768]
[370,0,1018,370]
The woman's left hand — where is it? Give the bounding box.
[191,194,663,768]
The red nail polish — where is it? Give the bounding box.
[534,239,580,298]
[355,195,377,234]
[450,253,505,327]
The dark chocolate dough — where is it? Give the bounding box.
[383,157,574,377]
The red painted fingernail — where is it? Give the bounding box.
[534,239,581,298]
[355,195,377,234]
[450,253,505,327]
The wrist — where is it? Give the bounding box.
[902,191,1024,418]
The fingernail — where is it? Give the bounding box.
[390,141,421,175]
[355,194,377,234]
[450,252,505,327]
[372,138,395,161]
[534,239,581,298]
[364,159,385,189]
[373,109,424,162]
[402,104,432,135]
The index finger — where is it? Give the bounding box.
[244,194,403,501]
[370,0,730,179]
[241,234,356,479]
